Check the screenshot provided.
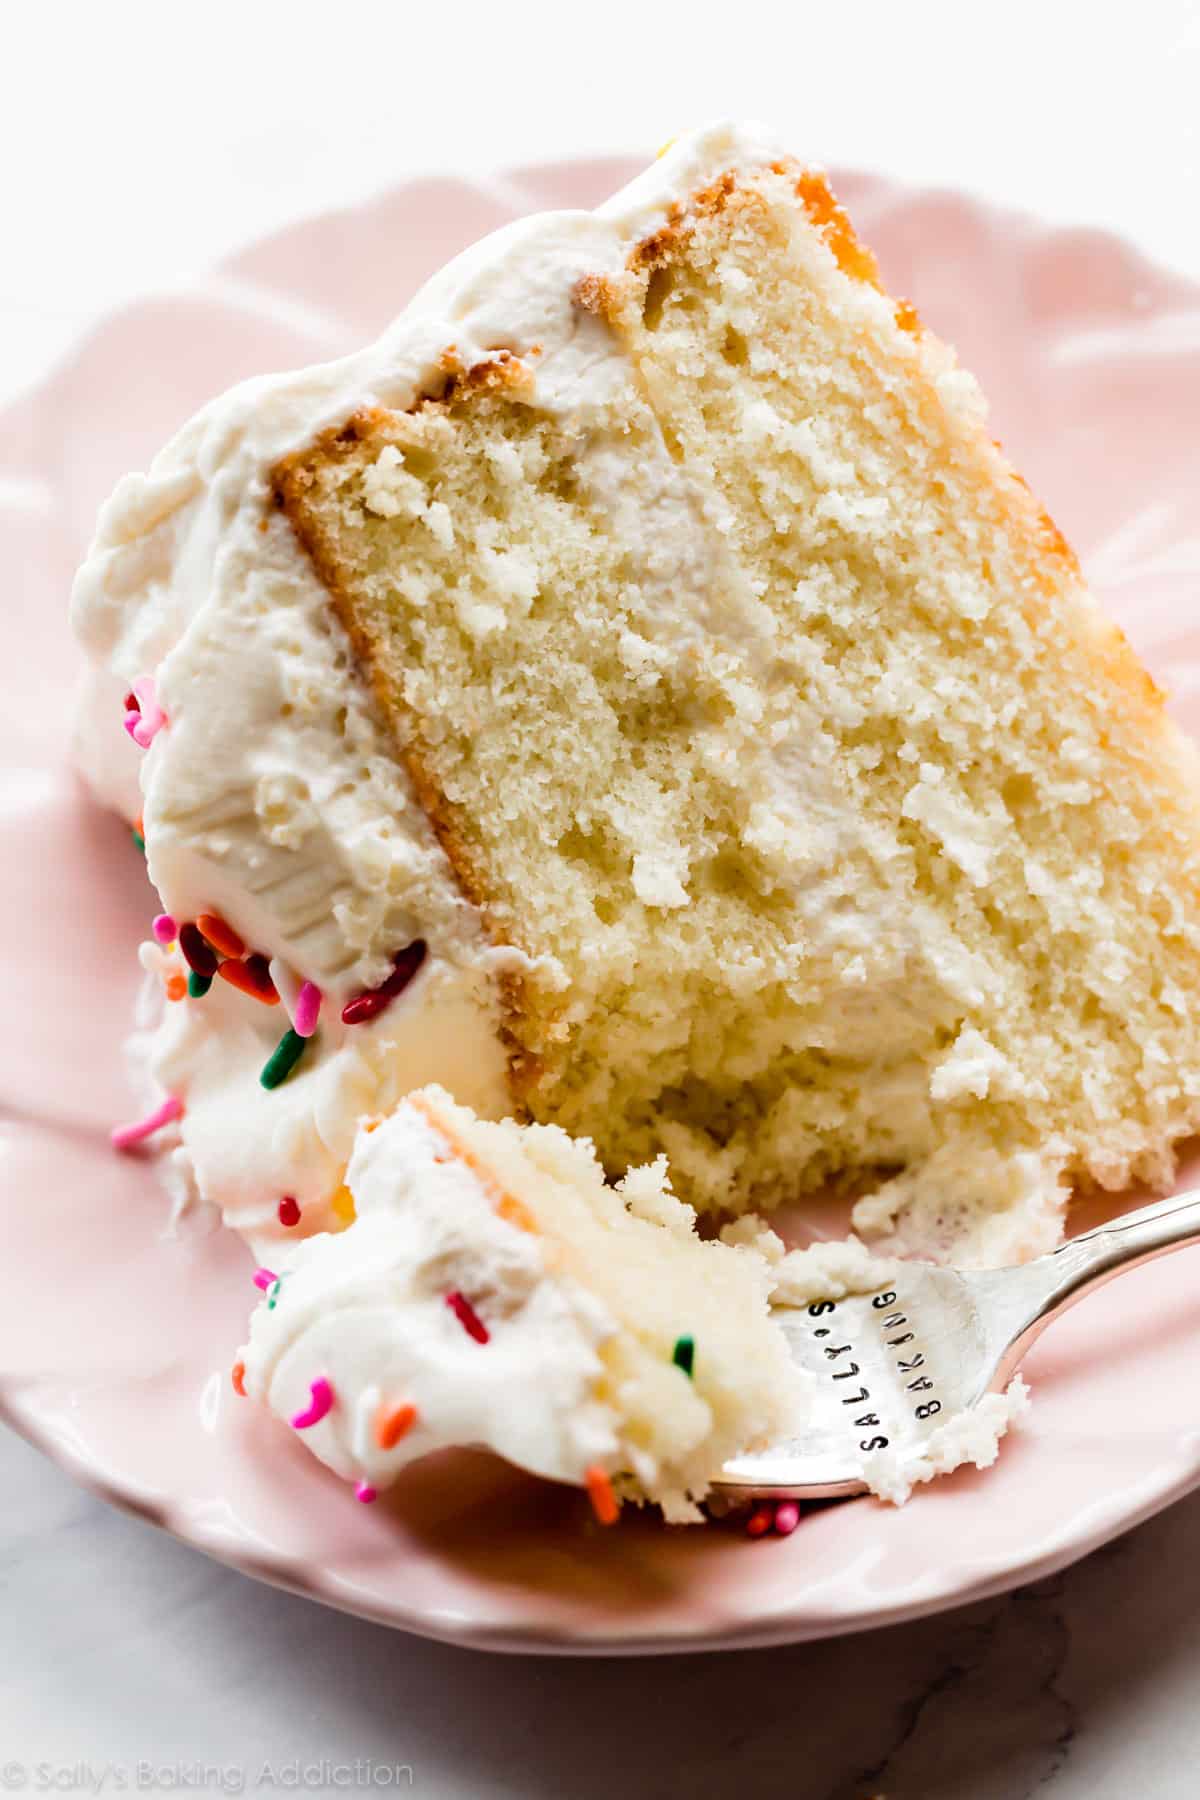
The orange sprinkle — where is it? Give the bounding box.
[231,1360,246,1397]
[374,1402,418,1450]
[217,956,279,1005]
[165,973,187,1003]
[197,912,245,959]
[585,1465,619,1527]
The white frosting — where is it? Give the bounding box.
[70,120,791,1255]
[240,1101,620,1491]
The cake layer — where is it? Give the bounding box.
[273,159,1200,1256]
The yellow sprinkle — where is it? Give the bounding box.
[330,1184,356,1227]
[655,135,678,160]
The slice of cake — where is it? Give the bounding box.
[75,121,1200,1276]
[236,1088,808,1522]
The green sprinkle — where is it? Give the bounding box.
[187,970,213,998]
[267,1278,282,1311]
[260,1027,308,1090]
[131,829,145,855]
[672,1335,695,1379]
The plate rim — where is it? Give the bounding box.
[6,150,1200,1655]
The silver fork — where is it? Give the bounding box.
[715,1190,1200,1500]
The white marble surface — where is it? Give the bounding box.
[6,2,1200,1793]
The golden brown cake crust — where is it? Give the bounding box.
[272,372,548,1106]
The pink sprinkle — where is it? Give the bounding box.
[291,1376,334,1431]
[355,1481,377,1504]
[252,1267,277,1291]
[110,1094,184,1152]
[446,1290,489,1344]
[293,981,322,1038]
[773,1502,801,1537]
[152,913,177,945]
[123,677,167,750]
[745,1504,775,1540]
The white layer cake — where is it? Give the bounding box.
[74,120,1200,1281]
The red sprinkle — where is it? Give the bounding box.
[277,1195,301,1228]
[341,941,427,1025]
[746,1505,775,1539]
[197,911,245,959]
[445,1290,489,1344]
[178,922,218,978]
[231,1361,247,1397]
[217,954,279,1005]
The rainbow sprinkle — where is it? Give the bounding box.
[330,1185,356,1227]
[291,1376,334,1430]
[122,677,167,750]
[111,1094,184,1152]
[774,1502,801,1537]
[355,1481,378,1505]
[672,1335,695,1378]
[267,957,301,1021]
[278,1195,301,1228]
[584,1465,620,1527]
[341,941,427,1025]
[293,981,322,1038]
[745,1500,802,1540]
[217,954,279,1005]
[445,1290,489,1344]
[152,913,177,945]
[179,923,218,978]
[375,1402,418,1450]
[260,1028,308,1090]
[196,911,245,959]
[252,1266,277,1292]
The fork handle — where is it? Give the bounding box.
[1055,1187,1200,1272]
[989,1187,1200,1389]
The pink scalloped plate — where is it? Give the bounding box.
[4,157,1200,1655]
